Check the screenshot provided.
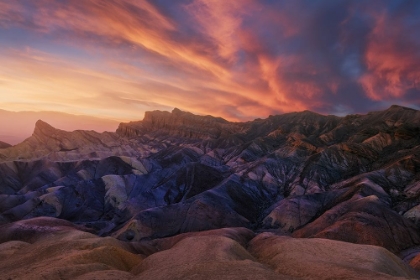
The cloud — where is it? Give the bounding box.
[0,0,420,122]
[0,2,28,28]
[359,3,420,101]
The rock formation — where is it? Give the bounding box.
[0,140,11,149]
[116,108,242,140]
[1,105,420,278]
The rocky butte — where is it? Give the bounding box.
[1,105,420,279]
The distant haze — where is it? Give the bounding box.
[0,110,119,145]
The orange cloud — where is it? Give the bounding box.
[2,0,418,124]
[0,48,161,120]
[0,0,308,121]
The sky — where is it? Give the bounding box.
[1,0,420,124]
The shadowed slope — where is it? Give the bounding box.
[0,141,11,149]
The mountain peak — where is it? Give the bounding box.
[141,108,228,124]
[172,108,183,114]
[33,120,57,136]
[35,119,55,129]
[387,104,416,111]
[117,108,233,139]
[374,104,419,119]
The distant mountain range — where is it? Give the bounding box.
[0,109,120,145]
[1,105,420,279]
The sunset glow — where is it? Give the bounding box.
[1,0,420,124]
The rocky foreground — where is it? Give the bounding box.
[0,217,418,280]
[1,105,420,279]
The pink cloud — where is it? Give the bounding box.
[360,11,420,101]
